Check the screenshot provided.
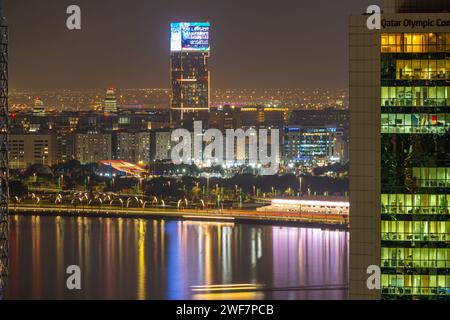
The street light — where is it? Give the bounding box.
[55,194,62,205]
[206,173,210,210]
[299,175,303,197]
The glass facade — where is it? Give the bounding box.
[381,32,450,300]
[381,33,450,53]
[284,126,339,164]
[171,51,210,112]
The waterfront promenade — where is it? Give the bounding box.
[9,203,348,228]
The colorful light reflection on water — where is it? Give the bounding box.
[6,215,348,300]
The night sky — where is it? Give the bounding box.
[5,0,381,90]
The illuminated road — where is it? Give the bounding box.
[9,203,348,227]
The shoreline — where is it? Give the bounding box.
[9,206,349,231]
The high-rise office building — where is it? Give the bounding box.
[116,131,151,165]
[151,130,174,161]
[284,126,344,166]
[75,132,112,164]
[55,133,75,164]
[33,97,46,116]
[350,0,450,300]
[104,88,118,114]
[170,22,210,122]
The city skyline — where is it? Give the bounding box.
[3,0,450,304]
[8,87,348,113]
[5,0,380,91]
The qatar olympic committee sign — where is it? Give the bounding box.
[366,5,450,30]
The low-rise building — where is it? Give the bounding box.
[9,134,56,169]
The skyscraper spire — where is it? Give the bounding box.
[33,97,46,116]
[104,88,118,114]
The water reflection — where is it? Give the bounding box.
[6,216,348,300]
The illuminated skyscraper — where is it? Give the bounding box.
[350,0,450,300]
[284,126,343,166]
[104,88,118,114]
[170,22,210,123]
[33,97,45,116]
